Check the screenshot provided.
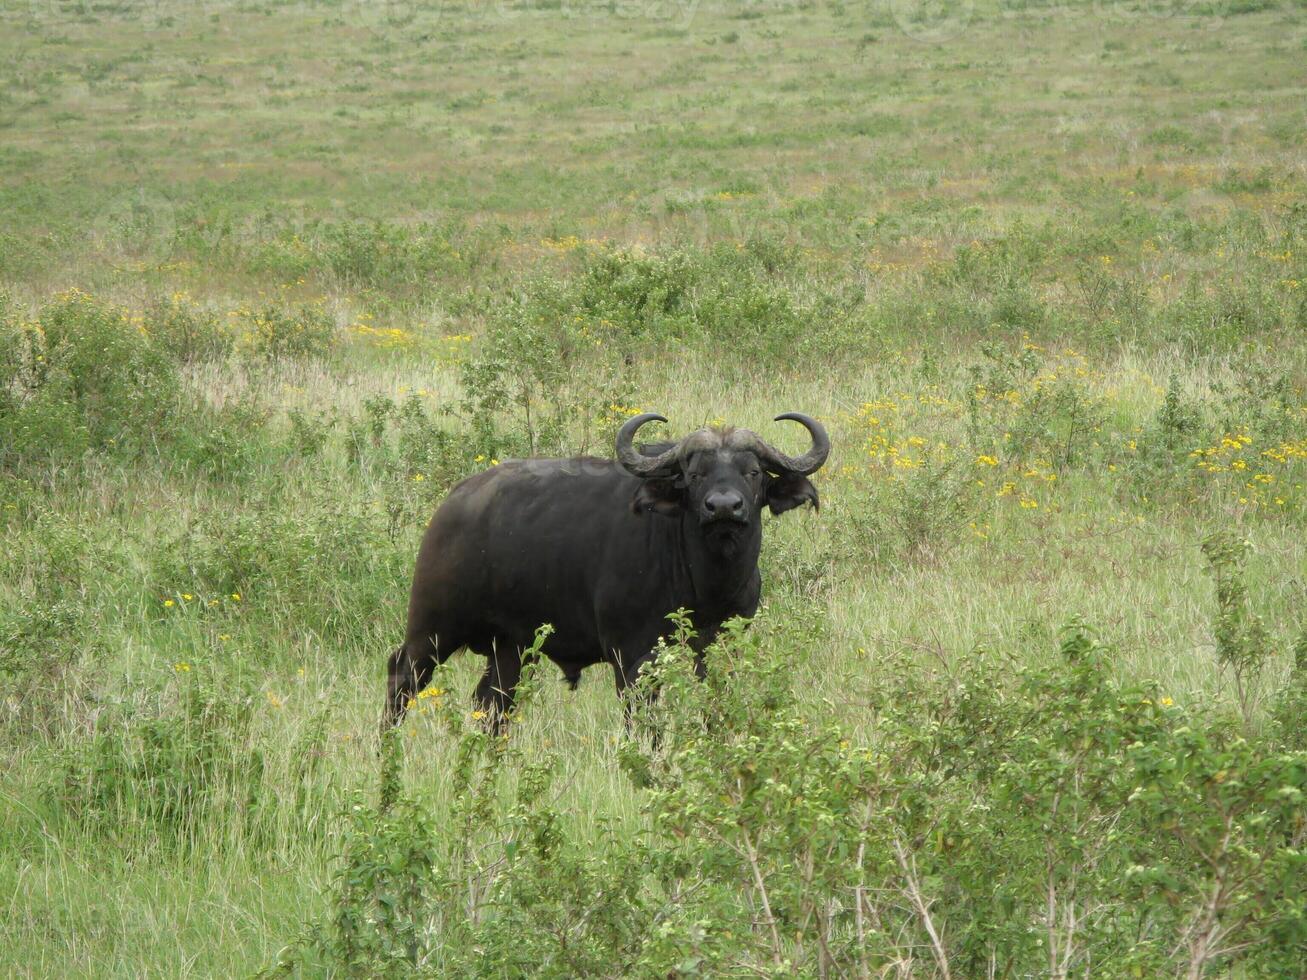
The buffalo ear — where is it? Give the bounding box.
[632,478,684,517]
[766,473,819,515]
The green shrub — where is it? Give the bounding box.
[1203,532,1278,723]
[245,221,474,293]
[169,400,270,483]
[886,457,982,564]
[0,509,106,691]
[1271,631,1307,750]
[285,408,336,459]
[47,677,268,852]
[237,302,337,361]
[143,292,234,363]
[573,241,813,358]
[1211,363,1301,445]
[286,616,1307,977]
[573,246,699,343]
[0,598,89,717]
[965,340,1104,469]
[0,290,180,466]
[1152,373,1203,452]
[145,503,400,650]
[279,629,562,977]
[1158,279,1284,351]
[461,275,631,458]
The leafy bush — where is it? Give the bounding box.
[574,246,699,342]
[169,400,271,483]
[965,340,1104,469]
[0,508,119,735]
[885,457,981,564]
[1211,363,1301,445]
[143,292,234,363]
[285,408,336,459]
[461,275,631,458]
[1203,532,1278,723]
[237,302,337,361]
[1158,279,1284,351]
[145,502,400,650]
[285,617,1307,977]
[0,599,90,729]
[47,677,268,851]
[279,628,563,977]
[0,290,180,467]
[247,220,472,292]
[346,392,475,487]
[1271,632,1307,751]
[0,509,106,705]
[573,241,813,358]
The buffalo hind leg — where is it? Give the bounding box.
[473,646,522,735]
[383,637,450,731]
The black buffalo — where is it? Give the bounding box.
[382,411,829,729]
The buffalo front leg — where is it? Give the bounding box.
[611,649,661,731]
[473,646,522,735]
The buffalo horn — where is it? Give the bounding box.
[615,412,679,477]
[752,412,830,475]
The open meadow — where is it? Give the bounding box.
[2,0,1306,975]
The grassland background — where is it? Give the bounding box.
[2,0,1306,975]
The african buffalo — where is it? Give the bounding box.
[382,411,829,729]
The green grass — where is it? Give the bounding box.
[2,0,1307,975]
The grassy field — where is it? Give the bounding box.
[2,0,1307,975]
